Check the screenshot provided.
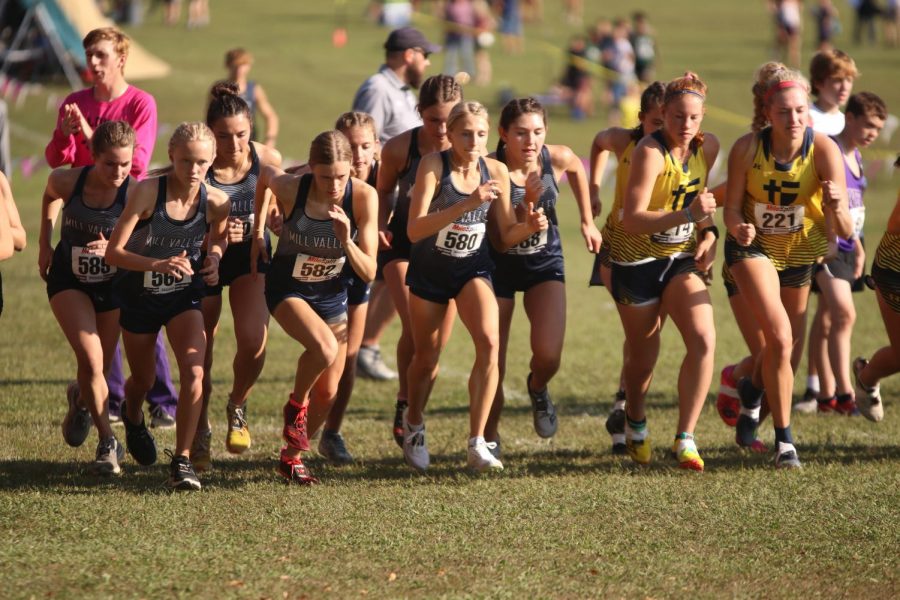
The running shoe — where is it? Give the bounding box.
[62,382,92,448]
[402,410,430,471]
[149,405,176,429]
[318,429,354,465]
[605,403,626,455]
[853,357,884,422]
[191,428,212,472]
[774,442,802,469]
[282,396,310,451]
[486,435,501,459]
[122,401,158,466]
[357,345,397,381]
[467,438,504,472]
[527,373,558,438]
[392,398,408,448]
[793,387,818,414]
[225,402,251,454]
[716,365,740,427]
[834,394,860,416]
[736,378,762,448]
[816,396,838,413]
[625,430,651,465]
[671,437,704,472]
[108,411,122,425]
[92,436,125,476]
[167,451,202,491]
[277,453,319,485]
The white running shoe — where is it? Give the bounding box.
[402,410,430,471]
[853,357,884,422]
[467,437,504,472]
[357,345,398,381]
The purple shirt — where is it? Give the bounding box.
[835,139,866,252]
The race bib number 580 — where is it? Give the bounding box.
[436,222,485,258]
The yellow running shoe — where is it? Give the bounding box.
[191,428,212,472]
[226,402,252,454]
[672,438,704,472]
[626,433,651,465]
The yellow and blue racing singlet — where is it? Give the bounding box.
[610,130,707,264]
[742,127,825,269]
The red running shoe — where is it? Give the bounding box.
[282,395,310,451]
[716,364,740,428]
[834,396,860,416]
[817,396,838,414]
[277,451,318,485]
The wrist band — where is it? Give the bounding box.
[701,225,719,239]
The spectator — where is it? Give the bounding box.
[473,0,496,85]
[444,0,477,78]
[214,48,279,147]
[631,12,657,83]
[500,0,524,54]
[352,27,440,143]
[559,35,593,120]
[853,0,882,45]
[884,0,899,46]
[771,0,803,67]
[813,0,841,51]
[604,18,636,124]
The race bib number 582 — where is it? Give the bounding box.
[292,253,345,282]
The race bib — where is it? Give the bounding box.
[292,253,345,283]
[143,270,191,294]
[850,206,865,237]
[754,203,805,234]
[71,246,116,283]
[507,229,548,255]
[436,222,485,258]
[238,213,255,242]
[652,222,694,245]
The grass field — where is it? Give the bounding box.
[2,1,900,598]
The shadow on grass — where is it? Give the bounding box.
[2,443,898,493]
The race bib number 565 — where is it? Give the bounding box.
[436,222,485,258]
[143,270,191,294]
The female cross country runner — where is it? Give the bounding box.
[402,100,548,473]
[190,83,282,472]
[613,73,719,471]
[376,75,462,447]
[853,158,900,422]
[38,121,135,476]
[724,63,852,469]
[106,122,229,490]
[283,112,383,465]
[252,131,377,485]
[483,97,602,455]
[588,82,665,454]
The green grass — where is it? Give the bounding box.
[2,1,900,598]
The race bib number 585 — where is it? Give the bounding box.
[71,246,115,283]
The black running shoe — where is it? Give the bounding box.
[167,451,201,491]
[62,382,92,448]
[122,402,158,466]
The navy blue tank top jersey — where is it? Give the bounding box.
[408,151,492,278]
[128,177,208,296]
[492,145,563,274]
[269,174,357,297]
[205,142,262,244]
[54,166,129,285]
[341,163,377,285]
[391,127,423,228]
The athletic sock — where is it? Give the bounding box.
[817,395,836,405]
[613,398,626,412]
[615,389,626,402]
[626,416,647,440]
[806,375,820,394]
[468,435,484,447]
[738,377,764,410]
[774,425,794,445]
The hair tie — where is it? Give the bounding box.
[764,80,802,104]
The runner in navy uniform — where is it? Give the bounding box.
[401,101,548,473]
[191,83,282,471]
[252,130,377,485]
[484,97,601,452]
[106,122,229,491]
[38,121,135,476]
[376,75,462,446]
